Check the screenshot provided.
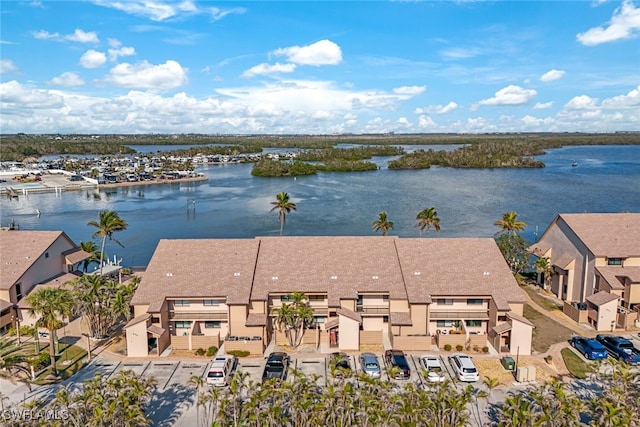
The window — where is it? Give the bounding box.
[203,300,222,306]
[607,258,623,266]
[498,316,507,322]
[308,295,325,301]
[467,299,483,305]
[175,321,192,329]
[466,320,482,327]
[383,316,389,323]
[356,295,363,305]
[151,317,160,324]
[382,295,389,302]
[45,252,49,258]
[280,295,293,302]
[436,299,454,305]
[174,300,190,307]
[15,283,22,301]
[436,320,453,327]
[313,316,325,324]
[204,321,221,328]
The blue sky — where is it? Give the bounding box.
[1,0,639,134]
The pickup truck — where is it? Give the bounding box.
[596,334,640,366]
[262,352,290,383]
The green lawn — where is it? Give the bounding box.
[33,344,88,384]
[561,347,592,379]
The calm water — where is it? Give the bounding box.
[2,145,639,267]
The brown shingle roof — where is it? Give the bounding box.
[586,291,619,306]
[390,311,412,326]
[251,237,406,306]
[336,307,362,323]
[0,230,71,290]
[0,299,13,312]
[125,313,151,328]
[492,322,512,334]
[131,239,260,311]
[395,238,526,309]
[147,325,165,335]
[62,248,91,265]
[554,253,575,270]
[507,311,535,327]
[595,266,636,290]
[245,313,268,327]
[559,213,640,257]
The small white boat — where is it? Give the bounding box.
[571,161,578,167]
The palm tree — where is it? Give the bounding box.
[415,207,441,236]
[272,292,313,348]
[372,211,394,236]
[79,240,101,272]
[534,256,553,290]
[270,192,297,236]
[88,210,128,275]
[25,287,73,377]
[494,211,526,236]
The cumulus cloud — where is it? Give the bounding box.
[534,101,553,110]
[80,50,107,68]
[478,85,537,106]
[273,40,342,66]
[49,72,85,87]
[242,62,297,78]
[108,46,136,62]
[539,69,566,82]
[92,0,245,22]
[415,101,459,115]
[0,59,18,74]
[33,28,99,43]
[577,0,640,45]
[601,84,640,109]
[103,60,187,91]
[0,80,65,109]
[392,85,426,96]
[417,115,436,128]
[564,95,600,110]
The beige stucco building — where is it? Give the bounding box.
[126,236,533,357]
[0,230,90,332]
[530,213,640,330]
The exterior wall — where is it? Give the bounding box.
[359,330,382,346]
[126,321,150,357]
[338,315,359,350]
[391,334,431,351]
[403,304,427,335]
[389,299,408,312]
[563,302,589,324]
[340,299,355,311]
[228,304,250,336]
[594,299,618,332]
[627,283,640,308]
[224,339,264,356]
[9,236,75,303]
[508,303,524,316]
[625,257,640,267]
[0,308,13,333]
[133,305,150,318]
[509,321,533,356]
[362,316,384,331]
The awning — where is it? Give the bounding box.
[147,325,166,336]
[325,317,339,330]
[492,323,512,335]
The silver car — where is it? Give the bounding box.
[419,355,446,383]
[359,352,381,378]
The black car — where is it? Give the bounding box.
[384,349,411,379]
[330,352,352,378]
[262,352,290,383]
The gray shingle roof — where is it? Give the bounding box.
[559,213,640,257]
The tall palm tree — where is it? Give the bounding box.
[534,256,553,290]
[270,192,297,236]
[88,210,128,275]
[494,211,526,236]
[79,240,101,272]
[272,292,313,348]
[372,211,394,236]
[415,207,441,237]
[25,287,73,377]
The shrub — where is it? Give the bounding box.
[544,355,553,363]
[7,325,36,337]
[29,353,51,371]
[227,350,250,358]
[473,345,479,352]
[206,346,218,357]
[194,348,206,356]
[444,344,452,351]
[456,344,464,351]
[482,346,489,353]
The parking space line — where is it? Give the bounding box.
[163,362,181,390]
[410,355,424,388]
[440,355,455,381]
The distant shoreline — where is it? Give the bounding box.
[99,175,207,189]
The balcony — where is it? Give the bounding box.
[169,311,227,320]
[356,305,389,315]
[429,310,489,320]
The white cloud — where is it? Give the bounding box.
[392,85,426,96]
[33,29,99,43]
[49,72,85,87]
[417,115,436,128]
[539,69,566,82]
[396,117,412,128]
[478,85,537,106]
[80,50,107,68]
[92,0,245,22]
[601,84,640,109]
[415,101,459,114]
[577,0,640,45]
[65,29,99,43]
[242,62,297,78]
[273,40,342,66]
[0,80,65,109]
[0,59,18,74]
[564,95,599,110]
[108,46,136,62]
[534,101,553,110]
[103,60,188,91]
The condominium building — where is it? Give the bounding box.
[126,236,533,357]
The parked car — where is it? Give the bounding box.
[384,349,411,380]
[419,355,446,383]
[206,355,237,386]
[596,334,640,365]
[448,353,479,382]
[330,352,352,378]
[358,352,381,379]
[262,352,290,383]
[569,336,608,360]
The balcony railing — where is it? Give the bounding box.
[429,310,489,320]
[356,305,389,315]
[169,311,227,320]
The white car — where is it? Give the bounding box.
[419,355,446,383]
[448,353,479,382]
